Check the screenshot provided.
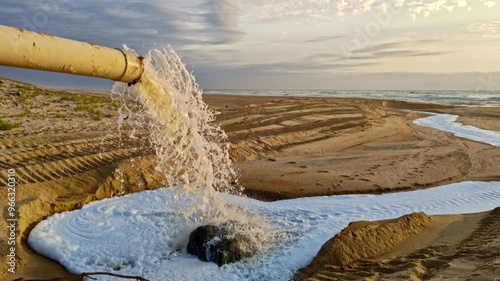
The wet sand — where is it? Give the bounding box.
[205,95,500,200]
[295,208,500,281]
[0,78,499,280]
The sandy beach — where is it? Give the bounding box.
[1,78,499,280]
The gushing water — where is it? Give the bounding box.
[110,47,272,249]
[113,47,237,193]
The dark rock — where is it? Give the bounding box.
[187,222,258,266]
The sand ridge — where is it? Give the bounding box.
[297,213,433,272]
[296,208,499,281]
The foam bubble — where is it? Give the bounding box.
[28,182,500,280]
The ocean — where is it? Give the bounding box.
[205,90,500,107]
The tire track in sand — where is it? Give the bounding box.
[0,129,153,185]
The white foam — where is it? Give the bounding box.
[28,112,500,280]
[28,182,500,280]
[414,113,500,147]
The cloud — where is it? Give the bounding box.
[351,41,407,54]
[212,0,240,30]
[374,50,451,57]
[260,60,377,74]
[464,21,500,38]
[337,49,451,61]
[305,35,347,43]
[309,38,451,62]
[362,38,441,49]
[480,0,497,8]
[416,38,442,44]
[242,37,450,75]
[405,51,451,57]
[241,0,498,20]
[0,0,245,51]
[0,0,497,90]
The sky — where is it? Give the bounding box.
[0,0,499,90]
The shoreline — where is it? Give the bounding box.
[1,79,500,280]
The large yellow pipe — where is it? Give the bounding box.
[0,24,144,84]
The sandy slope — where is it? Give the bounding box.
[0,79,499,280]
[296,208,499,281]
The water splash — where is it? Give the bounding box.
[110,47,271,246]
[112,47,238,194]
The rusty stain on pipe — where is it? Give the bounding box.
[0,24,144,84]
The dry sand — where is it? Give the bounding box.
[0,78,499,280]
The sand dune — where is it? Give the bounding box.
[1,79,499,280]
